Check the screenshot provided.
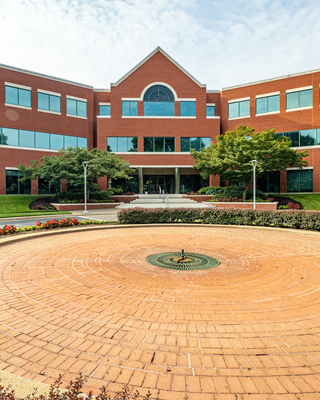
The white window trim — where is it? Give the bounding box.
[286,166,313,170]
[206,103,215,106]
[99,102,111,105]
[97,115,111,118]
[228,115,250,120]
[5,103,32,110]
[38,109,61,115]
[37,89,61,97]
[256,92,280,98]
[1,145,58,153]
[5,82,31,90]
[66,114,87,119]
[179,98,196,102]
[256,110,280,117]
[286,86,313,93]
[66,95,87,102]
[291,145,320,150]
[121,116,196,119]
[228,97,250,103]
[206,116,220,119]
[286,106,313,112]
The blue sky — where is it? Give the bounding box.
[1,0,320,89]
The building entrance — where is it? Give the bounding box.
[143,175,174,194]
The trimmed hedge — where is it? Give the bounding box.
[117,207,320,231]
[53,190,113,203]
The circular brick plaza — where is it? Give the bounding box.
[0,225,320,399]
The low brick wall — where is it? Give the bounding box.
[204,202,278,210]
[110,195,139,203]
[183,195,212,202]
[52,203,120,211]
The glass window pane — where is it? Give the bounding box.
[19,89,31,107]
[50,133,64,150]
[180,102,188,116]
[201,137,210,149]
[287,171,300,192]
[181,138,190,152]
[285,131,299,147]
[256,97,267,114]
[107,137,117,152]
[143,102,153,116]
[128,137,138,151]
[78,137,87,148]
[300,130,316,146]
[300,89,312,107]
[206,106,215,116]
[228,102,238,118]
[190,137,201,151]
[165,102,174,116]
[77,101,87,117]
[165,137,174,152]
[317,129,320,145]
[130,101,137,116]
[5,86,18,105]
[188,102,196,116]
[64,135,77,148]
[268,171,280,193]
[50,95,61,112]
[19,175,31,194]
[155,137,164,152]
[35,132,50,149]
[6,170,19,194]
[300,169,313,192]
[239,100,250,116]
[3,128,19,146]
[118,137,127,152]
[122,102,129,116]
[268,95,279,112]
[154,102,164,116]
[100,105,110,116]
[144,137,153,152]
[38,93,49,110]
[286,92,299,109]
[67,99,77,115]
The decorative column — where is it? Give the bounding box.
[139,168,143,194]
[175,167,180,194]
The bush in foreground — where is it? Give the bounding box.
[117,207,320,231]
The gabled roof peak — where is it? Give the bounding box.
[111,46,206,88]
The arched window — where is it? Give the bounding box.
[143,85,175,116]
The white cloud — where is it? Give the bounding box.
[0,0,320,89]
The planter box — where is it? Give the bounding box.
[52,203,120,211]
[110,195,139,203]
[204,202,278,210]
[183,195,212,202]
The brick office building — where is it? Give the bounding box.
[0,47,319,195]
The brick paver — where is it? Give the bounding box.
[0,225,320,399]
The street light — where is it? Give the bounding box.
[251,160,258,210]
[82,161,89,214]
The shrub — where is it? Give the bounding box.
[117,207,320,232]
[53,191,114,203]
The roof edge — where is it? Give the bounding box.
[111,46,206,88]
[0,63,93,90]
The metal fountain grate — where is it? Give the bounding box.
[147,249,220,271]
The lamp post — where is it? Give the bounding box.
[251,160,258,210]
[82,161,89,214]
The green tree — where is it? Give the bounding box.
[18,147,133,197]
[191,125,309,201]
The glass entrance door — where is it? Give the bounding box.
[149,176,165,193]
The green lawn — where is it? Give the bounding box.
[275,193,320,211]
[0,195,70,218]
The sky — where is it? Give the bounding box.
[1,0,320,90]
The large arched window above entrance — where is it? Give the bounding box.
[143,85,175,116]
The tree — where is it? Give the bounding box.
[191,125,309,201]
[18,147,133,196]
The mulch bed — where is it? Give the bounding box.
[272,196,303,209]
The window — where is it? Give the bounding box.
[180,137,210,152]
[107,137,138,152]
[286,89,312,110]
[206,106,215,117]
[38,92,60,112]
[275,129,320,147]
[143,85,175,116]
[100,105,111,116]
[256,95,279,114]
[228,100,250,118]
[287,169,313,192]
[257,171,280,193]
[66,98,87,117]
[0,127,87,150]
[143,137,175,152]
[5,85,31,108]
[122,101,137,116]
[6,170,31,195]
[180,101,196,116]
[180,175,209,193]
